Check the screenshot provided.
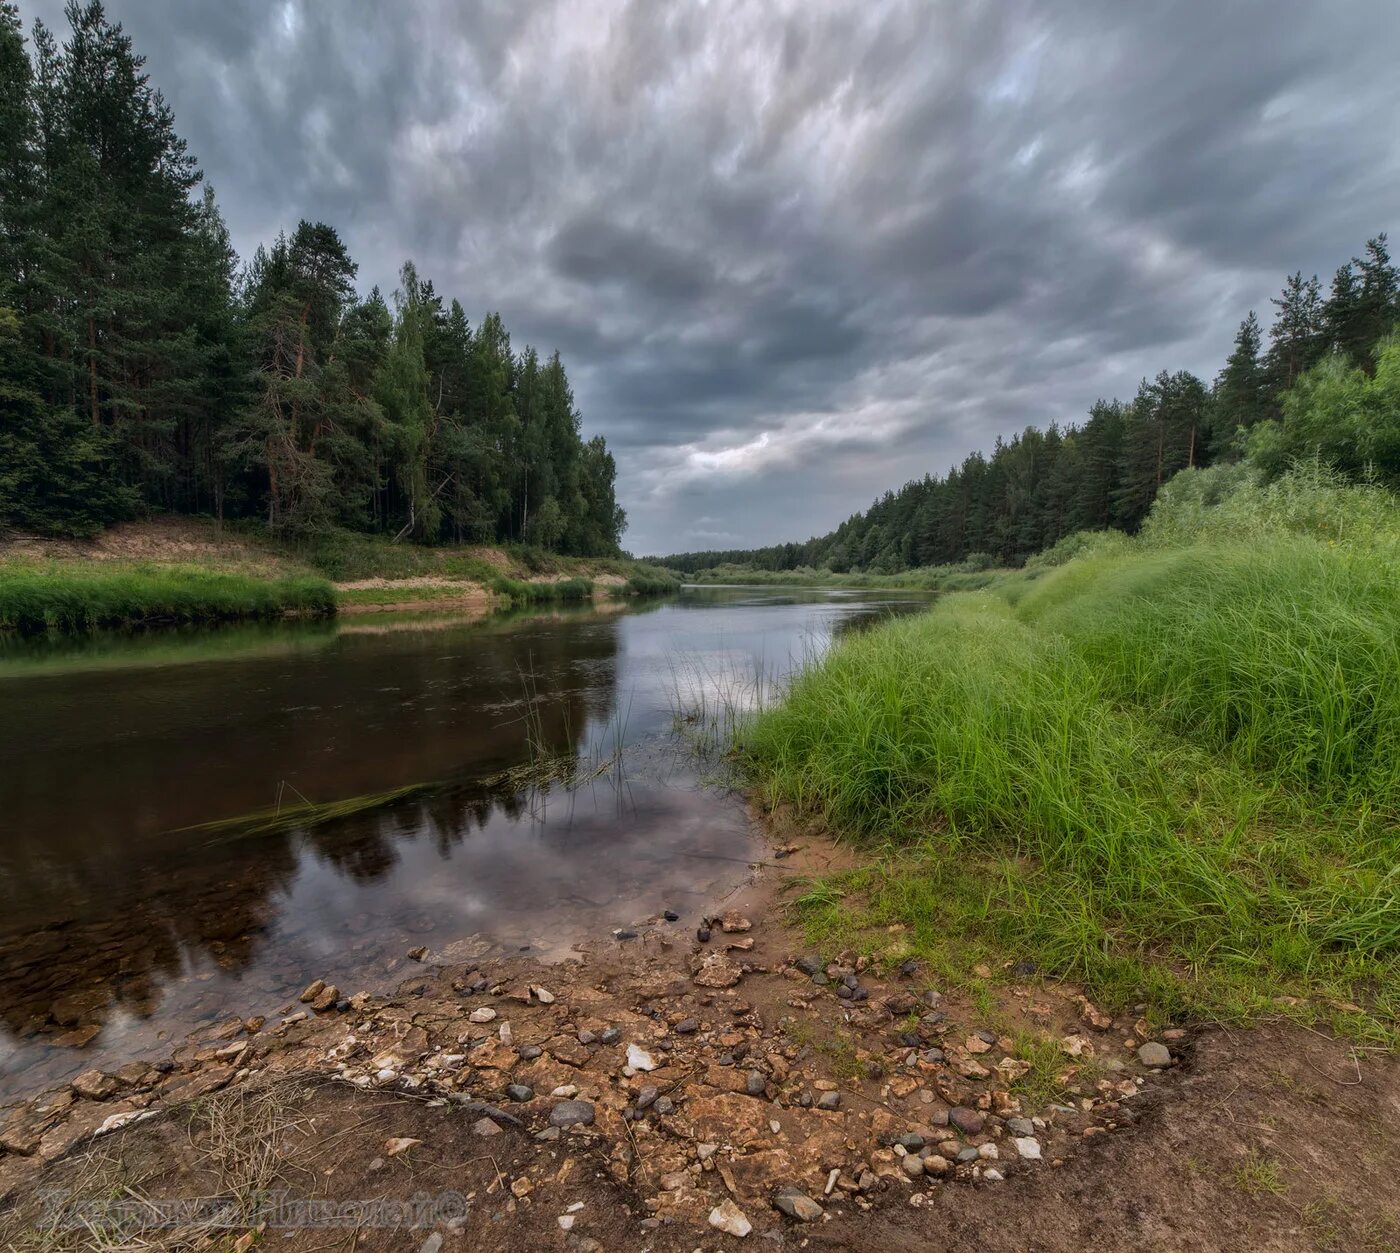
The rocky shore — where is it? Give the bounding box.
[0,836,1194,1246]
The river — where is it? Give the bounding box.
[0,585,928,1104]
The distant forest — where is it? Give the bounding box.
[0,2,625,552]
[662,240,1400,574]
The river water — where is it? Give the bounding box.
[0,585,927,1103]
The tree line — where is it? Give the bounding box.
[0,2,625,553]
[661,237,1400,574]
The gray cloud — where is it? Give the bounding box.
[23,0,1400,553]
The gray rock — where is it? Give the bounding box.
[505,1083,533,1102]
[949,1106,984,1135]
[577,1029,597,1045]
[419,1234,443,1253]
[957,1146,980,1163]
[599,1027,621,1045]
[614,929,638,940]
[835,985,854,1000]
[696,927,711,943]
[517,1044,542,1061]
[1138,1041,1171,1068]
[816,1091,841,1111]
[773,1188,823,1222]
[674,1017,698,1035]
[548,1099,596,1128]
[745,1070,767,1097]
[973,1028,998,1044]
[851,986,869,1001]
[1006,1116,1034,1137]
[636,1084,660,1110]
[653,1095,674,1115]
[794,956,823,978]
[811,972,829,985]
[896,1132,925,1152]
[921,1048,946,1064]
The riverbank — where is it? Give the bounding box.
[0,518,679,633]
[1,822,1396,1250]
[737,476,1400,1045]
[674,563,1015,592]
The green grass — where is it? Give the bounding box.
[489,575,594,604]
[678,563,1020,592]
[0,563,336,634]
[739,523,1400,1036]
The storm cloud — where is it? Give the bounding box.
[23,0,1400,553]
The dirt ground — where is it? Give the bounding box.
[0,831,1396,1252]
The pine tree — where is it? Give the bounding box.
[1266,271,1325,393]
[1211,311,1270,455]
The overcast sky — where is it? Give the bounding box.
[24,1,1400,555]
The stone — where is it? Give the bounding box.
[745,1070,767,1097]
[533,987,556,1004]
[896,1132,925,1152]
[794,955,823,978]
[510,1177,533,1198]
[600,1027,621,1045]
[674,1017,698,1035]
[697,927,712,943]
[719,911,752,934]
[1013,1136,1042,1160]
[663,910,680,921]
[922,1154,952,1176]
[900,1154,924,1179]
[1138,1042,1171,1068]
[552,1084,579,1097]
[468,1007,497,1024]
[816,1091,840,1111]
[384,1137,422,1156]
[982,1167,1005,1183]
[1006,1116,1035,1137]
[311,985,339,1012]
[505,1084,534,1102]
[949,1107,984,1135]
[419,1235,443,1253]
[71,1070,117,1101]
[471,1117,502,1136]
[298,980,324,1003]
[518,1044,542,1061]
[694,952,743,989]
[966,1035,993,1054]
[577,1029,597,1045]
[636,1084,659,1109]
[549,1100,596,1128]
[773,1188,823,1222]
[653,1096,674,1115]
[957,1147,980,1163]
[708,1199,752,1237]
[614,929,638,941]
[626,1044,658,1072]
[557,1215,575,1231]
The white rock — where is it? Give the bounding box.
[567,1202,585,1213]
[982,1167,1005,1183]
[978,1142,999,1160]
[499,1022,513,1045]
[1014,1136,1042,1160]
[626,1043,658,1072]
[557,1215,575,1232]
[533,987,556,1004]
[552,1084,579,1098]
[708,1199,752,1237]
[469,1007,497,1023]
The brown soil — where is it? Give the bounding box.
[1,832,1395,1252]
[0,517,300,575]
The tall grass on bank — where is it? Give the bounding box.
[0,564,336,634]
[489,575,593,604]
[740,531,1400,1028]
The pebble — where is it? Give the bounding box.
[982,1167,1005,1183]
[896,1133,925,1152]
[532,987,556,1004]
[957,1147,980,1163]
[614,929,638,940]
[653,1095,674,1115]
[708,1199,752,1237]
[1014,1136,1042,1160]
[471,1117,502,1137]
[950,1106,984,1135]
[636,1084,659,1110]
[745,1070,767,1097]
[773,1188,823,1222]
[599,1027,621,1045]
[552,1085,579,1097]
[419,1235,443,1253]
[518,1045,542,1061]
[1006,1117,1035,1137]
[548,1100,595,1128]
[663,910,680,922]
[816,1091,841,1111]
[922,1154,952,1176]
[626,1044,658,1072]
[577,1029,597,1045]
[794,956,823,978]
[697,927,711,943]
[505,1084,533,1102]
[1138,1042,1172,1068]
[468,1007,496,1024]
[674,1017,698,1034]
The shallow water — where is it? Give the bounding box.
[0,585,927,1102]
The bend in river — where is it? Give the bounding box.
[0,586,928,1104]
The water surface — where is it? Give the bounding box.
[0,586,927,1101]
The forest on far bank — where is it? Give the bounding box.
[660,238,1400,575]
[0,2,625,555]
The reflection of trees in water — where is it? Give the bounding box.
[0,611,619,1047]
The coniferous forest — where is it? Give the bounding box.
[661,240,1400,574]
[0,2,625,552]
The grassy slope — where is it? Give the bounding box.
[740,518,1400,1038]
[0,518,678,631]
